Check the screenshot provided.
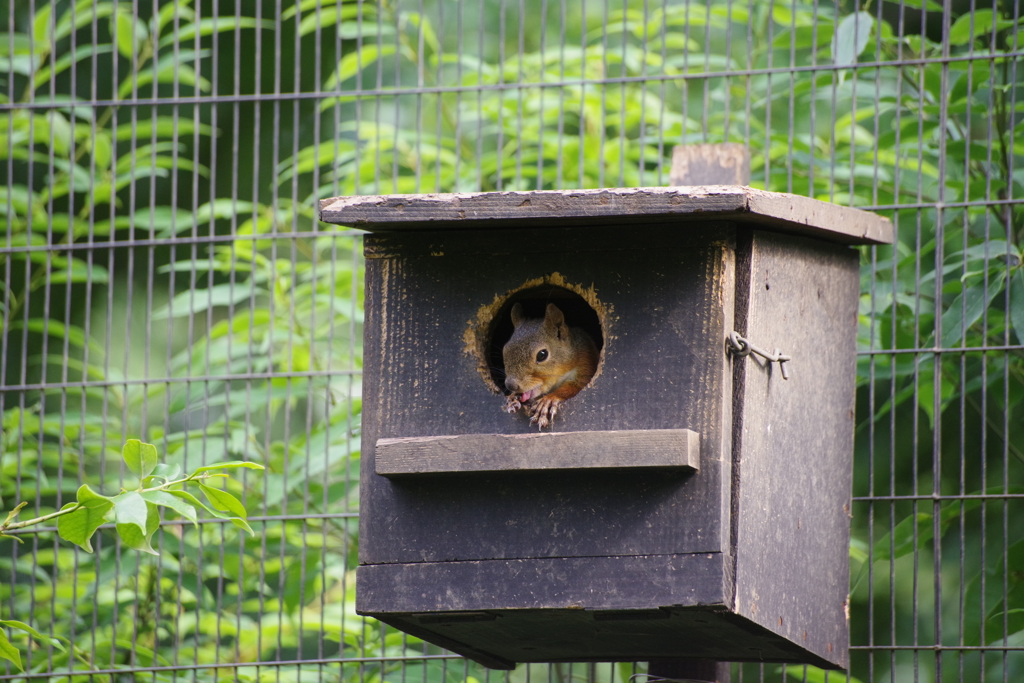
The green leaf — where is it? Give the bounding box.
[404,12,440,53]
[117,51,211,98]
[45,258,110,286]
[287,0,364,19]
[0,621,65,652]
[168,489,254,535]
[897,0,945,8]
[122,439,159,479]
[0,629,21,672]
[113,500,160,555]
[189,460,265,476]
[111,491,158,554]
[916,373,956,430]
[986,609,1024,645]
[154,1,197,35]
[149,462,182,481]
[15,111,74,156]
[948,10,1015,46]
[32,44,115,92]
[112,492,149,534]
[13,319,107,358]
[114,116,214,141]
[780,666,864,683]
[198,484,247,518]
[54,1,119,42]
[832,12,874,67]
[872,513,933,563]
[33,3,53,49]
[964,535,1024,645]
[152,281,257,320]
[56,485,113,553]
[1010,269,1024,345]
[113,9,148,59]
[940,271,1006,348]
[140,490,197,526]
[326,44,396,89]
[77,483,111,507]
[157,18,274,48]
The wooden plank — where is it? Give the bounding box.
[358,555,836,668]
[730,230,858,670]
[670,143,750,186]
[357,553,728,613]
[375,429,700,477]
[319,186,893,245]
[373,607,836,669]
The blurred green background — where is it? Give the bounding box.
[1,0,1022,681]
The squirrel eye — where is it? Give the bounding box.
[536,349,548,362]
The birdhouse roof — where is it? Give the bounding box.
[319,185,893,245]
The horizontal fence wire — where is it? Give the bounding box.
[4,49,1024,111]
[1,1,1022,683]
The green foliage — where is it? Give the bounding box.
[2,0,368,678]
[0,439,263,671]
[1,0,1022,682]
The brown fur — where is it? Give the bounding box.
[502,303,598,429]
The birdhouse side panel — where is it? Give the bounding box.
[732,230,859,669]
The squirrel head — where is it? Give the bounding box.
[502,302,573,399]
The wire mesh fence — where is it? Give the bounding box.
[0,0,1022,682]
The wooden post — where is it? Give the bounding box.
[648,659,730,683]
[669,143,750,186]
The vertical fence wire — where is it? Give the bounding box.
[1,1,1022,682]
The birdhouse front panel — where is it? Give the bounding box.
[358,224,736,566]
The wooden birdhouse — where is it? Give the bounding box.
[318,186,892,672]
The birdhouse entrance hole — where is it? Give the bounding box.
[466,279,607,395]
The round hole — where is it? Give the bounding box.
[464,273,609,396]
[486,286,604,392]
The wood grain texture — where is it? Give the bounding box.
[319,186,893,245]
[359,554,835,668]
[359,224,735,565]
[375,429,700,477]
[670,143,751,186]
[357,553,728,613]
[730,230,858,670]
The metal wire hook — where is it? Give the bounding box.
[726,331,792,380]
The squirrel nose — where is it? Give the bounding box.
[504,376,520,392]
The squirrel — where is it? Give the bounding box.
[501,302,599,430]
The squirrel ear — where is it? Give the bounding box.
[510,303,525,328]
[544,303,565,328]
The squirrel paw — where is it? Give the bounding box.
[528,396,562,430]
[503,395,522,414]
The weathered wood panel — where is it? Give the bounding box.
[359,554,835,669]
[359,224,735,565]
[730,230,858,670]
[670,143,751,186]
[319,186,893,245]
[375,429,700,477]
[357,553,727,613]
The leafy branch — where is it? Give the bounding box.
[1,439,263,548]
[0,439,264,672]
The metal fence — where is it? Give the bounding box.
[1,1,1022,682]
